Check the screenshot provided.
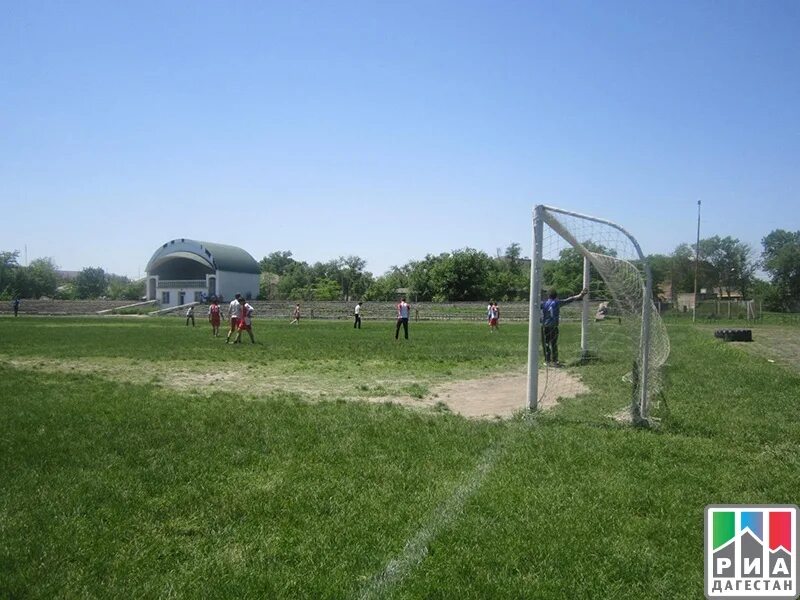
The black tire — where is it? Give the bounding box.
[716,329,752,342]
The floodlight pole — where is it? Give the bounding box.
[693,200,701,323]
[527,206,544,411]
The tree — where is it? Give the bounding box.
[668,244,695,294]
[277,262,313,300]
[0,252,59,299]
[503,243,523,273]
[339,255,372,301]
[486,268,528,301]
[542,242,615,300]
[107,275,145,301]
[699,236,755,299]
[259,251,297,275]
[427,248,493,301]
[749,278,774,302]
[312,278,342,301]
[54,282,77,300]
[0,251,21,298]
[646,252,700,301]
[261,253,373,301]
[25,258,59,298]
[75,267,108,299]
[667,242,722,296]
[761,229,800,311]
[364,266,409,301]
[406,254,442,301]
[259,272,280,300]
[486,243,529,300]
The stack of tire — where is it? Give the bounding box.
[714,329,753,342]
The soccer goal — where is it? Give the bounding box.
[526,205,670,425]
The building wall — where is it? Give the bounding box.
[216,271,260,301]
[676,291,723,311]
[146,270,259,306]
[147,273,213,306]
[157,285,208,307]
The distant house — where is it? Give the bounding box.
[56,270,80,281]
[671,285,745,312]
[145,239,260,307]
[675,292,710,311]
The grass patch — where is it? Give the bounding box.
[695,323,800,375]
[1,316,798,598]
[402,383,429,399]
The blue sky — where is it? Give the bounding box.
[2,1,798,278]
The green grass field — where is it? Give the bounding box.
[1,316,799,598]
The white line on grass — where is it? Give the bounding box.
[358,423,525,600]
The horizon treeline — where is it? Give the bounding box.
[2,228,799,311]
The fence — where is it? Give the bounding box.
[660,299,761,322]
[0,299,530,321]
[5,298,797,325]
[0,299,135,316]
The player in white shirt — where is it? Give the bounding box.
[395,297,410,340]
[225,293,243,343]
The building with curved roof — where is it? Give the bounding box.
[145,239,260,306]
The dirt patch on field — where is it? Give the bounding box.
[384,369,589,419]
[0,355,329,398]
[1,354,588,419]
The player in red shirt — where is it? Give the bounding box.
[234,298,256,344]
[207,297,222,337]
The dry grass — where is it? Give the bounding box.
[697,324,800,374]
[0,354,588,419]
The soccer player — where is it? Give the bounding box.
[489,302,500,333]
[226,293,242,343]
[185,305,195,327]
[207,297,222,337]
[541,287,587,367]
[234,298,256,344]
[354,301,362,329]
[290,303,301,325]
[395,297,410,340]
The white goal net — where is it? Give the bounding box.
[526,205,670,425]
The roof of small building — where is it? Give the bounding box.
[146,239,260,274]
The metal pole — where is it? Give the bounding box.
[581,256,590,359]
[693,200,701,323]
[527,206,544,411]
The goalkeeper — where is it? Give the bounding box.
[541,287,588,367]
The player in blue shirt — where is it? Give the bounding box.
[541,287,588,367]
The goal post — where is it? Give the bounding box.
[526,209,544,411]
[526,204,670,425]
[581,255,591,360]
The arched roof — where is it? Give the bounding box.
[146,239,260,274]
